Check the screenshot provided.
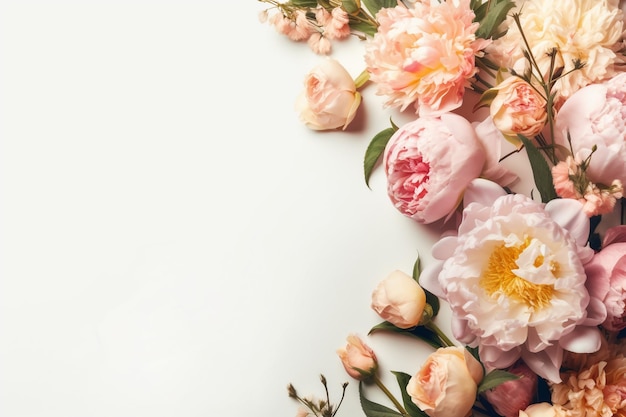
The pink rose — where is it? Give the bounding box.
[585,225,626,331]
[364,0,489,115]
[483,361,538,417]
[295,58,361,130]
[407,346,483,417]
[383,113,486,224]
[554,72,626,186]
[489,76,547,138]
[336,334,378,380]
[371,270,426,329]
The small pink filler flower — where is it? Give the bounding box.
[383,113,486,224]
[364,0,490,115]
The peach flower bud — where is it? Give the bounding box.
[483,361,538,417]
[489,76,547,138]
[407,346,483,417]
[519,403,564,417]
[371,270,426,329]
[336,334,378,380]
[295,58,361,131]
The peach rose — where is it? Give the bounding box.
[336,335,378,380]
[407,346,483,417]
[295,58,361,130]
[383,113,486,224]
[489,76,547,138]
[371,270,426,329]
[585,225,626,331]
[519,403,565,417]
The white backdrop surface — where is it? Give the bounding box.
[0,2,464,416]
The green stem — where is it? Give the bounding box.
[354,69,370,89]
[373,375,408,416]
[425,321,455,348]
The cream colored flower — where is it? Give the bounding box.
[488,0,624,100]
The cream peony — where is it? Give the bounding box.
[488,0,624,101]
[420,179,602,383]
[371,270,426,329]
[364,0,489,115]
[295,58,361,130]
[519,403,566,417]
[407,346,483,417]
[383,113,486,224]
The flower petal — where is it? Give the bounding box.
[463,178,508,208]
[558,326,602,353]
[544,198,589,247]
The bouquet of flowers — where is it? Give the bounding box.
[258,0,626,416]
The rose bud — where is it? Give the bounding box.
[483,361,538,417]
[336,334,378,380]
[371,270,426,329]
[295,58,361,131]
[489,76,547,139]
[407,346,483,417]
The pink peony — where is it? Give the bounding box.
[383,113,486,224]
[489,76,547,138]
[554,72,626,187]
[420,179,603,383]
[364,0,490,115]
[483,361,538,417]
[585,226,626,332]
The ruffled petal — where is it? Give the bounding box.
[544,198,590,247]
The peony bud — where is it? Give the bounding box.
[336,334,378,380]
[295,58,361,130]
[483,361,538,417]
[371,270,426,329]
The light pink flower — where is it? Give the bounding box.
[554,72,626,187]
[336,334,378,380]
[383,113,486,224]
[473,117,519,187]
[322,8,350,40]
[489,76,547,138]
[420,179,602,383]
[586,226,626,332]
[519,403,566,417]
[307,32,332,55]
[406,346,483,417]
[483,361,538,417]
[287,10,314,41]
[371,270,426,329]
[364,0,490,115]
[295,58,361,130]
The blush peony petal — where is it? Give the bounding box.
[420,263,445,299]
[604,225,626,246]
[462,178,508,208]
[558,326,602,353]
[544,198,590,247]
[521,345,563,383]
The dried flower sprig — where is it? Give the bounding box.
[287,375,348,417]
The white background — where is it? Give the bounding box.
[0,1,481,416]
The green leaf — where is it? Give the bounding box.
[475,0,516,40]
[364,127,395,188]
[391,371,429,417]
[473,87,498,111]
[517,135,558,203]
[369,321,444,349]
[478,370,520,393]
[348,19,378,37]
[362,0,397,17]
[359,382,403,417]
[342,0,360,14]
[289,0,318,7]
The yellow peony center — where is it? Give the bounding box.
[480,239,556,309]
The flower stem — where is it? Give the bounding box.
[373,375,408,416]
[425,321,455,348]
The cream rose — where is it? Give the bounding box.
[371,270,426,329]
[407,346,483,417]
[336,334,378,380]
[519,403,566,417]
[295,58,361,130]
[489,77,547,138]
